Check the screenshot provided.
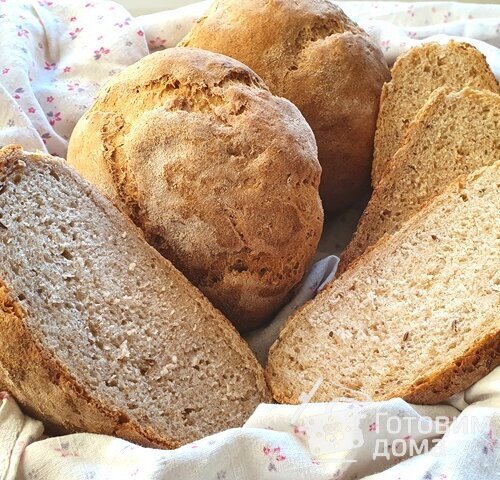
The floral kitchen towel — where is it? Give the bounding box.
[2,368,500,480]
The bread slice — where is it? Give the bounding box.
[338,87,500,273]
[267,162,500,405]
[372,41,499,185]
[0,146,270,448]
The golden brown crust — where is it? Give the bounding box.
[396,332,500,404]
[68,47,323,332]
[180,0,390,214]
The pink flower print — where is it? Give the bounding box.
[46,95,54,103]
[2,67,9,75]
[44,62,56,71]
[137,30,144,37]
[94,47,110,60]
[41,132,51,144]
[293,425,306,436]
[69,27,83,40]
[443,12,451,23]
[381,39,390,52]
[54,441,79,458]
[16,25,29,38]
[84,2,95,7]
[70,16,77,22]
[13,87,24,99]
[263,445,286,471]
[483,428,498,454]
[47,111,62,126]
[38,0,53,6]
[407,7,415,17]
[149,37,167,48]
[97,35,103,41]
[28,107,36,114]
[115,17,131,28]
[67,81,83,92]
[63,66,71,73]
[368,422,377,432]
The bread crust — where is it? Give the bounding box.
[0,145,271,448]
[68,47,323,332]
[180,0,390,214]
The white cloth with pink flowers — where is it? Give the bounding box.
[0,1,499,479]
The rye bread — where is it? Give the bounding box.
[0,145,270,448]
[339,87,500,273]
[267,162,500,405]
[372,41,499,185]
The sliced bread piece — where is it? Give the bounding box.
[338,87,500,273]
[267,162,500,405]
[372,41,499,185]
[0,146,270,448]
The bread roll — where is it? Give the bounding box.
[180,0,390,214]
[67,47,323,332]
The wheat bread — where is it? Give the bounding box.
[338,87,500,273]
[267,162,500,405]
[180,0,390,214]
[0,145,270,448]
[372,41,499,185]
[67,47,323,332]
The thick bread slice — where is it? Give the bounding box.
[339,87,500,273]
[267,162,500,405]
[372,41,499,185]
[0,146,270,448]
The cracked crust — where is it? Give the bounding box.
[68,47,323,332]
[180,0,390,214]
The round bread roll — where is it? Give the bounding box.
[180,0,391,214]
[67,47,323,332]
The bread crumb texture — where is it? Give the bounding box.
[0,145,270,448]
[180,0,390,214]
[339,87,500,272]
[372,41,500,185]
[267,162,500,405]
[67,47,323,332]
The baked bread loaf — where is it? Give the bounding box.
[338,87,500,273]
[0,146,270,448]
[372,41,499,185]
[267,162,500,405]
[67,47,323,332]
[180,0,390,214]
